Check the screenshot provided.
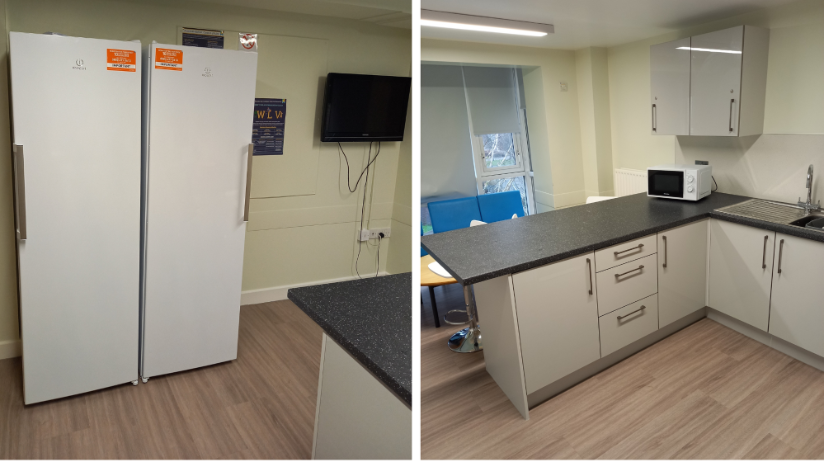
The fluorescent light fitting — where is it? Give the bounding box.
[421,10,553,37]
[676,46,741,54]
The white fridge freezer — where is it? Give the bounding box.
[9,32,142,404]
[140,43,258,379]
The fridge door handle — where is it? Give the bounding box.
[243,144,253,222]
[12,144,27,240]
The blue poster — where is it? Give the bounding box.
[252,98,286,156]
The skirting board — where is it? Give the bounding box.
[0,339,22,360]
[241,272,390,306]
[527,308,706,409]
[707,308,824,373]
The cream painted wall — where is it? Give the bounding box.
[607,0,824,173]
[386,100,412,275]
[575,47,614,197]
[0,0,411,350]
[422,39,586,209]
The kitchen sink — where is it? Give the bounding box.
[715,199,824,232]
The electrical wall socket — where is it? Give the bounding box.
[358,228,392,242]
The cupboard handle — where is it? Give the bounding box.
[615,265,644,279]
[586,258,593,295]
[652,104,657,132]
[614,243,644,257]
[243,143,253,222]
[12,144,26,240]
[777,239,784,274]
[662,236,667,268]
[729,99,735,132]
[618,305,646,321]
[762,235,768,269]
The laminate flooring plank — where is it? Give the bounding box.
[421,284,824,460]
[0,300,322,459]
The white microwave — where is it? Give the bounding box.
[647,164,712,201]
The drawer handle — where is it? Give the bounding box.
[614,243,644,258]
[618,305,646,321]
[615,265,644,279]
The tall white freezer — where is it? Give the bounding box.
[140,43,258,379]
[9,32,142,404]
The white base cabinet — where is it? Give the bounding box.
[512,253,600,394]
[708,219,775,331]
[658,220,709,328]
[769,234,824,358]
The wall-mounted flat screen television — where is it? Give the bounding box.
[320,73,411,142]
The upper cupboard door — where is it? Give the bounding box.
[690,26,743,136]
[650,37,690,135]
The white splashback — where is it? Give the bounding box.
[675,134,824,204]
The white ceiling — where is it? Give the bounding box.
[185,0,411,28]
[421,0,796,49]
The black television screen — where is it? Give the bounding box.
[321,73,411,142]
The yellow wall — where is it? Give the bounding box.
[575,47,614,197]
[0,0,411,353]
[422,38,586,209]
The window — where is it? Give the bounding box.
[480,175,529,215]
[481,133,520,170]
[471,110,536,216]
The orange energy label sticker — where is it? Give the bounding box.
[155,48,183,71]
[107,49,136,72]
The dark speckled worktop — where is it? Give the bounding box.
[421,193,763,286]
[287,273,411,406]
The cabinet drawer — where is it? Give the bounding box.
[599,295,659,357]
[595,234,657,272]
[596,253,658,316]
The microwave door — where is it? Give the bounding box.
[649,170,684,198]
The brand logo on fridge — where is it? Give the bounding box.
[202,66,212,77]
[72,59,86,71]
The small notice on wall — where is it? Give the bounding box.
[182,27,224,48]
[252,99,286,155]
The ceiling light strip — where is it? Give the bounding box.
[421,10,553,37]
[676,46,742,54]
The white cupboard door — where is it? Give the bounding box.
[650,37,690,135]
[769,234,824,357]
[658,220,709,328]
[690,26,743,136]
[512,253,600,394]
[708,219,774,331]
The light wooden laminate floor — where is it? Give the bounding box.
[421,283,824,459]
[0,300,323,459]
